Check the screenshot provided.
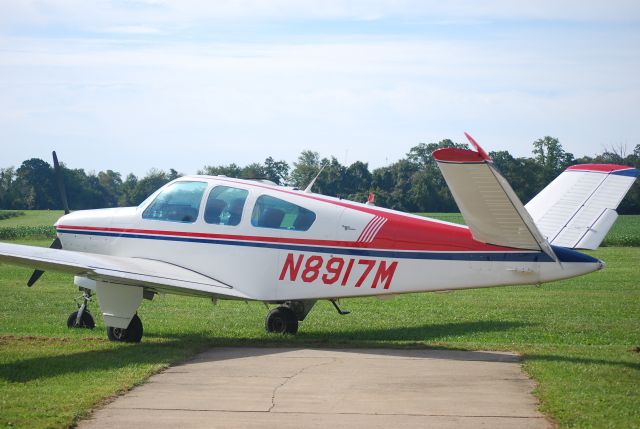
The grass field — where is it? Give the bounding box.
[0,213,639,428]
[0,211,64,241]
[0,210,64,227]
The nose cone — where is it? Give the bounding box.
[54,211,80,228]
[54,213,69,228]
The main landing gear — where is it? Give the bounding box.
[66,290,95,329]
[264,300,349,335]
[265,301,316,334]
[265,307,298,334]
[107,314,144,343]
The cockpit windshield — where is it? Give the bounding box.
[142,181,207,223]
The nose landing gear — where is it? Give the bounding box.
[66,289,95,329]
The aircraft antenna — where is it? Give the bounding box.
[304,164,325,193]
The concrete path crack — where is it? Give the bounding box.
[268,357,336,412]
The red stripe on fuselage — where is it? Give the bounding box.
[57,222,522,252]
[57,224,367,248]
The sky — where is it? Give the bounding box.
[1,1,639,177]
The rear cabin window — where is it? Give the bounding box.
[204,186,249,226]
[142,181,207,223]
[251,195,316,231]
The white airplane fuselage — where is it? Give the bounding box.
[55,176,603,303]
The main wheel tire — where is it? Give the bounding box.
[66,310,95,329]
[265,307,298,334]
[107,314,144,343]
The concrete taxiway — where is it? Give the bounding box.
[77,348,551,429]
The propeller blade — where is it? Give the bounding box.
[52,151,70,215]
[50,236,62,249]
[26,237,62,287]
[27,269,44,287]
[27,151,67,287]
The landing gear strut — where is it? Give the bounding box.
[107,314,144,343]
[67,289,95,329]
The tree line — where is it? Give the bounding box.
[1,136,638,214]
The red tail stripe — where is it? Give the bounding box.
[366,218,388,242]
[361,217,386,243]
[357,217,378,242]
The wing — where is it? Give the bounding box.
[433,134,557,260]
[0,242,250,299]
[525,164,639,249]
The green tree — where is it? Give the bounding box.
[63,168,103,210]
[372,159,419,211]
[1,139,638,213]
[405,140,466,211]
[490,151,540,204]
[98,170,123,207]
[241,163,266,179]
[263,157,289,185]
[128,169,170,205]
[14,159,57,209]
[168,168,181,181]
[532,136,575,185]
[616,144,640,214]
[0,167,17,209]
[317,157,347,197]
[198,164,242,177]
[343,161,372,202]
[407,139,467,168]
[289,151,321,189]
[118,174,138,206]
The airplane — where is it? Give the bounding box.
[0,133,637,342]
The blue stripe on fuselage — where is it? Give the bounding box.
[56,228,597,263]
[551,245,600,263]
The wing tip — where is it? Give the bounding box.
[433,147,486,163]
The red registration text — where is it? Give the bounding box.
[279,253,398,289]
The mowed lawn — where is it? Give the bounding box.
[0,210,64,227]
[0,214,638,428]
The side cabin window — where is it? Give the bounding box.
[142,181,207,223]
[204,185,249,226]
[251,195,316,231]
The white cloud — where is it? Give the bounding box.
[105,25,161,34]
[2,0,640,35]
[0,2,639,174]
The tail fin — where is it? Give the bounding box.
[434,133,557,261]
[525,164,639,249]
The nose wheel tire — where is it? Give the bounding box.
[265,307,298,334]
[107,314,144,343]
[66,310,95,329]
